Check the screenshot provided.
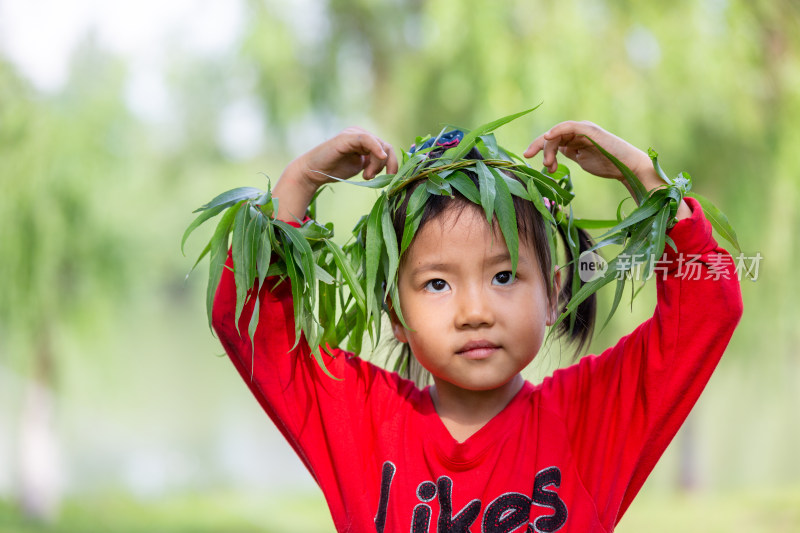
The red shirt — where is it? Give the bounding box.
[212,198,742,532]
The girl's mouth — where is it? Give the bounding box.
[456,340,500,360]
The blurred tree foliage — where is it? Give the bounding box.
[0,39,145,518]
[239,0,799,359]
[0,42,138,372]
[1,0,799,520]
[4,1,795,371]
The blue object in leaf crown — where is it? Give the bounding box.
[409,129,464,154]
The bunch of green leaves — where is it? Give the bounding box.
[183,108,743,374]
[553,142,745,332]
[182,186,366,378]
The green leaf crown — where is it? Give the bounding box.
[183,108,743,377]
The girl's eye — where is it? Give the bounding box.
[424,279,450,293]
[493,271,514,286]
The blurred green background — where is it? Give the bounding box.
[1,0,798,531]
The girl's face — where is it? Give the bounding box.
[391,205,557,393]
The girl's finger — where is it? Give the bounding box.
[383,142,399,175]
[350,131,388,160]
[524,121,581,158]
[543,120,583,138]
[362,140,389,180]
[525,134,561,172]
[542,134,571,173]
[349,132,390,180]
[363,155,381,180]
[523,134,546,158]
[363,144,390,179]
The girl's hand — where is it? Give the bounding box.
[524,120,690,219]
[524,120,658,185]
[296,126,398,186]
[274,127,398,221]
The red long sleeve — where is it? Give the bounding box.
[538,196,743,525]
[212,197,742,532]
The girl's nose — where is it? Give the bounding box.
[454,288,495,329]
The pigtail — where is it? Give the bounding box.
[554,224,597,357]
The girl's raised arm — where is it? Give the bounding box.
[273,127,398,222]
[211,127,404,531]
[525,120,691,221]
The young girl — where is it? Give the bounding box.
[211,121,742,532]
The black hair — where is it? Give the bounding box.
[386,147,597,384]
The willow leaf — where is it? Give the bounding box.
[381,205,400,296]
[427,172,448,189]
[448,171,481,205]
[187,240,212,279]
[573,218,617,230]
[665,235,677,253]
[475,135,495,159]
[310,170,394,190]
[601,276,628,332]
[476,161,497,225]
[274,220,318,312]
[491,167,519,275]
[195,187,263,213]
[501,174,529,199]
[310,340,339,380]
[405,181,429,219]
[639,205,670,280]
[594,189,668,242]
[182,204,226,255]
[244,208,261,288]
[345,306,365,355]
[254,189,272,206]
[566,206,580,334]
[298,219,335,241]
[315,264,335,285]
[586,232,627,255]
[389,279,409,330]
[318,271,336,335]
[324,240,366,315]
[282,240,304,351]
[232,203,252,327]
[616,197,632,222]
[256,217,272,286]
[512,167,574,204]
[584,137,647,205]
[426,176,452,197]
[648,148,671,184]
[365,194,386,326]
[247,294,261,373]
[552,257,618,331]
[401,185,428,255]
[445,106,539,161]
[687,192,741,254]
[525,177,556,225]
[563,205,578,250]
[206,202,242,331]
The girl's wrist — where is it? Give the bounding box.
[635,165,667,193]
[274,159,320,222]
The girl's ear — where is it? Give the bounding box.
[546,267,562,326]
[386,296,408,343]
